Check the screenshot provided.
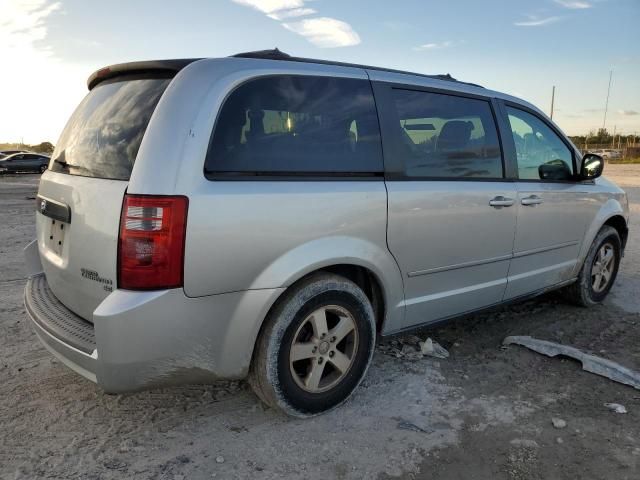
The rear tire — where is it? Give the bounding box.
[249,272,376,417]
[563,225,621,307]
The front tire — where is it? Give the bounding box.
[249,272,376,417]
[564,225,621,307]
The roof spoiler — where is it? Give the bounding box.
[87,59,201,90]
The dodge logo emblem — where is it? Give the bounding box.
[40,199,47,213]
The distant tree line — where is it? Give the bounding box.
[0,141,54,154]
[568,128,639,147]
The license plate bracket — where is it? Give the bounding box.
[48,219,67,256]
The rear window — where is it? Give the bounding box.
[390,89,503,179]
[50,76,171,180]
[205,75,383,177]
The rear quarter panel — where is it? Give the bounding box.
[182,180,401,297]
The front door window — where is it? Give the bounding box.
[506,107,574,181]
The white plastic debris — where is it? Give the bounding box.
[419,338,450,359]
[378,336,449,360]
[215,456,225,464]
[401,344,416,355]
[503,336,640,390]
[604,403,627,414]
[552,418,567,429]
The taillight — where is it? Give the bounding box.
[118,194,188,290]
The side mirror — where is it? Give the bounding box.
[539,160,572,181]
[580,153,604,180]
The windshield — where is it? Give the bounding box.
[50,76,171,180]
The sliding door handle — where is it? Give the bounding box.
[489,196,515,207]
[521,195,543,206]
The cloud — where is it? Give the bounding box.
[232,0,360,48]
[553,0,591,8]
[515,15,561,26]
[231,0,304,14]
[0,0,61,57]
[413,41,453,51]
[0,0,91,143]
[283,17,360,48]
[267,7,316,20]
[618,110,639,116]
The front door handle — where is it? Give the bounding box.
[521,195,543,206]
[489,196,515,208]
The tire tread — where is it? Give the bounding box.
[563,225,620,307]
[248,272,375,417]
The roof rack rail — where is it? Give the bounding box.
[232,48,483,88]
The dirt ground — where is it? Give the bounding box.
[1,165,639,480]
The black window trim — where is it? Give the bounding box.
[371,80,510,183]
[204,171,384,182]
[500,99,586,184]
[203,73,385,182]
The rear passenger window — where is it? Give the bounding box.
[390,89,503,179]
[205,75,383,176]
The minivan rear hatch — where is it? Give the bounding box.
[36,72,173,321]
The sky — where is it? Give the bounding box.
[1,0,639,144]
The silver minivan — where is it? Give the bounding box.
[24,50,629,416]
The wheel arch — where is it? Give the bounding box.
[247,236,405,334]
[294,264,387,333]
[603,214,629,251]
[574,199,628,276]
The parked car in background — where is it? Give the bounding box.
[0,152,50,173]
[0,149,28,156]
[23,51,629,416]
[589,149,622,160]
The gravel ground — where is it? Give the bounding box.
[1,166,639,480]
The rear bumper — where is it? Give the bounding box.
[25,274,98,382]
[25,273,284,392]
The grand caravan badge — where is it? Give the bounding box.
[81,268,113,292]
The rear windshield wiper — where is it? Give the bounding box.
[52,157,95,175]
[53,158,70,168]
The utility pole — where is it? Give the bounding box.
[602,70,613,131]
[612,125,616,149]
[550,86,555,120]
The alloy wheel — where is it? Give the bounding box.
[289,305,359,393]
[591,242,615,293]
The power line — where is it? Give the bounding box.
[602,70,613,130]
